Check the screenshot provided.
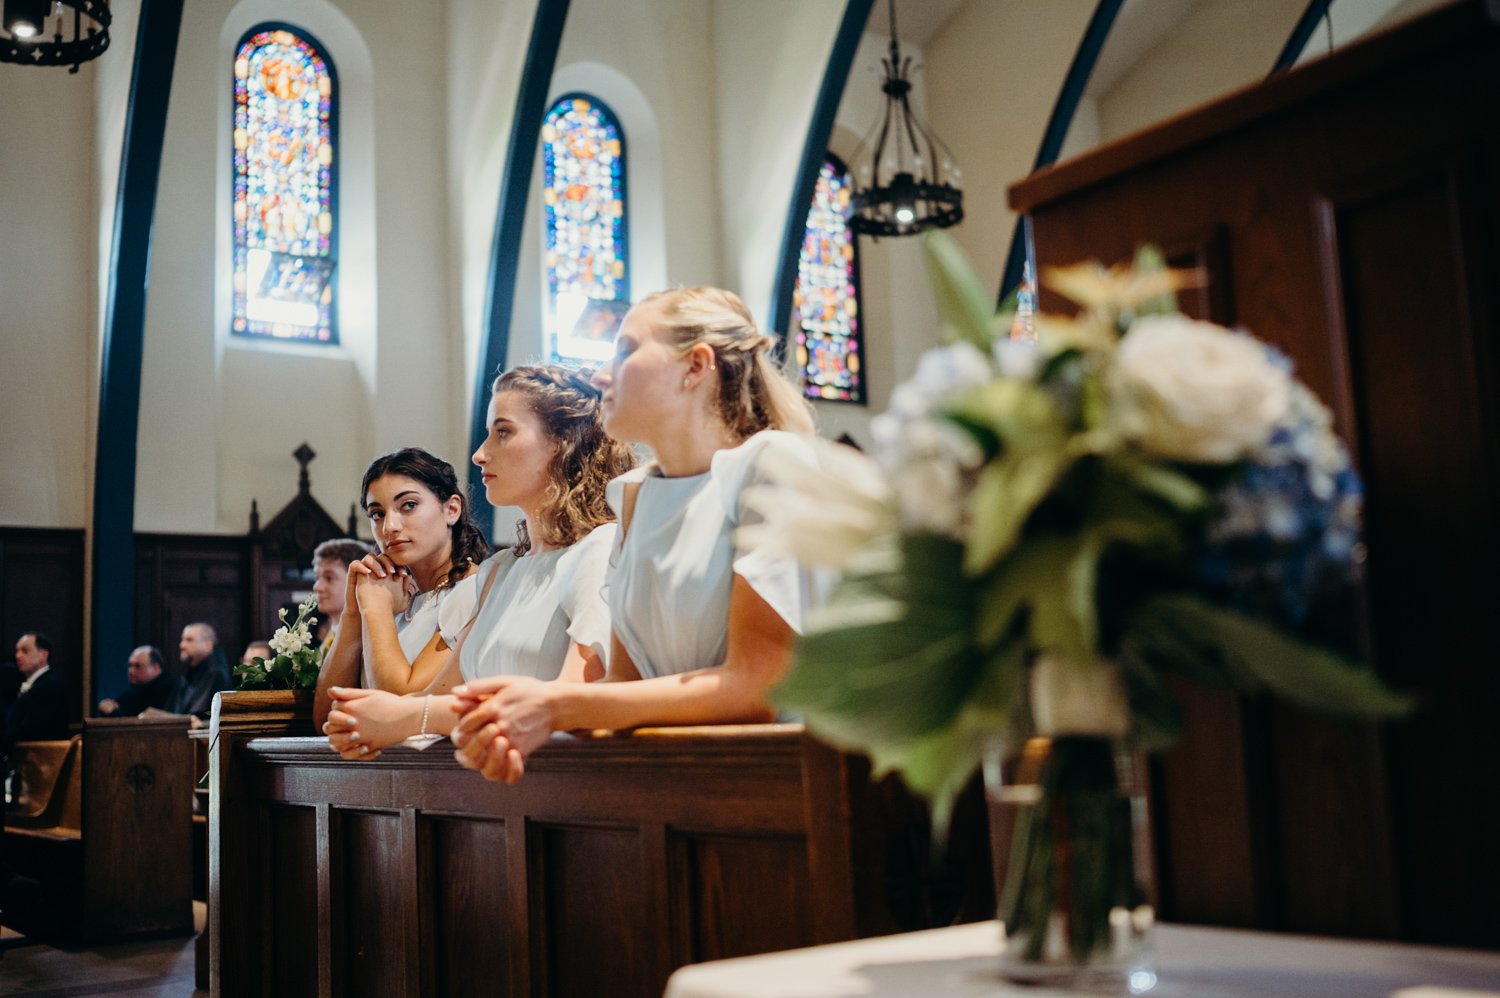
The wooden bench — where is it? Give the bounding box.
[5,735,82,835]
[210,712,992,998]
[2,715,196,941]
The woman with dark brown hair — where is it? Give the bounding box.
[312,448,488,731]
[321,365,635,757]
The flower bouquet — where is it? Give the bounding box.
[234,593,322,690]
[751,233,1410,989]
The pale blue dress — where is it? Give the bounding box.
[359,575,477,690]
[604,431,821,679]
[440,524,615,681]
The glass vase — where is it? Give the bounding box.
[986,733,1157,994]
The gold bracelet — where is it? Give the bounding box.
[419,693,432,736]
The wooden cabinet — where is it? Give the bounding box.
[1010,2,1500,947]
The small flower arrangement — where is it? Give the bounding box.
[751,233,1410,819]
[234,593,322,691]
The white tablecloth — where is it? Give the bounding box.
[665,921,1500,998]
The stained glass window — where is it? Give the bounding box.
[794,155,864,403]
[542,93,627,364]
[232,25,336,343]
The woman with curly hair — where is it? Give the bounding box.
[448,287,821,784]
[312,447,490,729]
[321,365,636,757]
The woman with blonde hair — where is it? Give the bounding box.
[320,366,635,757]
[450,287,820,783]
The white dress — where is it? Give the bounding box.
[440,524,615,681]
[359,575,478,689]
[605,430,820,679]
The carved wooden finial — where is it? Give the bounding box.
[249,498,261,534]
[294,442,316,495]
[347,503,358,537]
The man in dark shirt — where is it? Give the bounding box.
[3,632,68,751]
[167,623,233,727]
[98,645,180,717]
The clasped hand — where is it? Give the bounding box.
[449,676,555,784]
[322,686,412,761]
[349,553,412,616]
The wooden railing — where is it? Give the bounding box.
[209,708,992,998]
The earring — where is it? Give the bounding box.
[682,376,691,389]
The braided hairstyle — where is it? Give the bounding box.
[359,448,490,591]
[643,287,814,438]
[492,365,637,556]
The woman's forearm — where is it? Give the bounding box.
[546,667,776,732]
[313,618,365,727]
[362,612,420,693]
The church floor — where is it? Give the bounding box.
[0,901,203,996]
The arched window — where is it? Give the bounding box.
[232,25,337,343]
[794,154,864,403]
[541,93,628,364]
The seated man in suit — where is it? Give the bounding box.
[167,623,233,728]
[3,632,68,751]
[97,645,180,717]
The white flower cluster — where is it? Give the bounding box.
[1110,315,1292,463]
[268,621,313,658]
[871,341,991,537]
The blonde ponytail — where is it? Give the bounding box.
[645,287,814,437]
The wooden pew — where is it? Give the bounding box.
[211,723,992,998]
[206,690,318,993]
[2,715,196,941]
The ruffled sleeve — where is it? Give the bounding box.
[605,465,653,523]
[437,556,495,647]
[713,430,822,633]
[557,523,617,665]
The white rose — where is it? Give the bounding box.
[1111,315,1290,463]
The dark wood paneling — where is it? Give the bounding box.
[425,817,513,997]
[340,810,410,994]
[1011,3,1500,946]
[675,833,813,963]
[269,805,318,997]
[0,527,85,723]
[1324,159,1500,947]
[135,534,250,681]
[537,824,659,998]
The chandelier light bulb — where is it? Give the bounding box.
[12,20,37,37]
[895,205,916,225]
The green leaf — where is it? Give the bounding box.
[778,536,1031,831]
[1128,595,1414,717]
[964,449,1072,575]
[1103,452,1211,512]
[863,634,1027,836]
[924,230,1001,349]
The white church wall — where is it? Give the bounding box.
[446,0,538,438]
[127,0,460,537]
[0,53,98,529]
[922,0,1099,306]
[711,0,845,332]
